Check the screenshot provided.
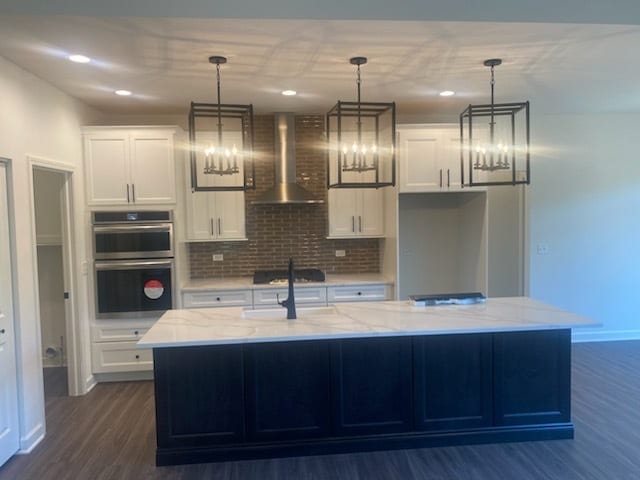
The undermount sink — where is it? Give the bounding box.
[242,306,339,320]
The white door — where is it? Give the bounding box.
[0,162,19,466]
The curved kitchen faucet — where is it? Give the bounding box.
[277,258,297,319]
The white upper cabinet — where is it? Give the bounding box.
[83,127,178,206]
[185,190,247,241]
[398,125,479,193]
[328,188,384,238]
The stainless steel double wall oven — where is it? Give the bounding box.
[93,211,174,318]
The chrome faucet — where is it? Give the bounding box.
[277,258,297,319]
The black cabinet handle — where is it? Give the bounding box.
[134,330,139,335]
[357,291,362,296]
[216,297,221,301]
[135,354,140,360]
[0,328,5,334]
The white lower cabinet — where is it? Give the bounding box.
[91,322,155,373]
[182,289,253,308]
[327,284,390,302]
[92,342,153,374]
[181,283,392,310]
[253,287,327,308]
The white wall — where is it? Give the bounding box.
[0,55,101,451]
[529,113,640,341]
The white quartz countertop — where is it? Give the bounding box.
[138,297,599,349]
[182,273,393,291]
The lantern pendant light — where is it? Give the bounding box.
[327,57,396,189]
[189,55,255,191]
[460,58,530,187]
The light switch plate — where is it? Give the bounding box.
[335,250,346,257]
[212,254,224,261]
[537,243,550,255]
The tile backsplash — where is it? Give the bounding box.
[188,115,381,278]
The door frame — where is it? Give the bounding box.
[28,156,83,396]
[0,157,20,465]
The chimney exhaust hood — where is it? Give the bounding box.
[252,113,323,205]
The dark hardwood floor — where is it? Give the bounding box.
[1,341,639,480]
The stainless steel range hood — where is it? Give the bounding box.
[252,113,323,204]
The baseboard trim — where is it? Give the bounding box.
[94,371,153,383]
[572,329,640,343]
[18,423,45,454]
[84,374,97,394]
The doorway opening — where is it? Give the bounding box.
[31,164,79,399]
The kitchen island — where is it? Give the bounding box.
[138,297,597,466]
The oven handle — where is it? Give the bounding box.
[95,259,174,271]
[93,224,173,234]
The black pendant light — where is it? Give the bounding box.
[460,59,530,187]
[327,57,396,188]
[189,55,255,191]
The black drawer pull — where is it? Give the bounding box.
[0,328,5,334]
[134,330,139,335]
[135,354,140,360]
[216,297,221,301]
[357,291,362,296]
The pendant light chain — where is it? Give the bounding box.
[356,62,362,146]
[489,63,495,144]
[216,61,223,146]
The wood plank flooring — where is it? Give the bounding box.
[1,340,639,479]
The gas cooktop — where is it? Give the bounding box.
[253,268,325,285]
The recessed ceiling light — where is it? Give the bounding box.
[281,90,297,96]
[68,54,91,64]
[439,90,455,97]
[114,90,132,96]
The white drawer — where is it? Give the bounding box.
[183,289,253,308]
[91,341,153,373]
[327,284,389,302]
[253,286,327,308]
[91,324,152,343]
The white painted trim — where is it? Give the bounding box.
[84,374,97,394]
[572,329,640,343]
[28,155,85,398]
[17,423,44,454]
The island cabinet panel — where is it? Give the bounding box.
[413,333,493,431]
[244,340,331,441]
[493,329,571,426]
[153,345,245,448]
[330,336,413,436]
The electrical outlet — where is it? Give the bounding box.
[212,254,224,261]
[335,250,346,257]
[536,243,550,255]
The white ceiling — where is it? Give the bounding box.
[1,14,640,118]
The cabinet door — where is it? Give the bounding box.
[493,329,571,426]
[245,340,331,441]
[214,191,246,240]
[398,129,441,192]
[439,129,463,190]
[154,345,245,448]
[185,190,214,240]
[130,132,176,204]
[413,334,492,431]
[358,188,384,236]
[331,336,412,436]
[328,188,358,238]
[84,133,129,205]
